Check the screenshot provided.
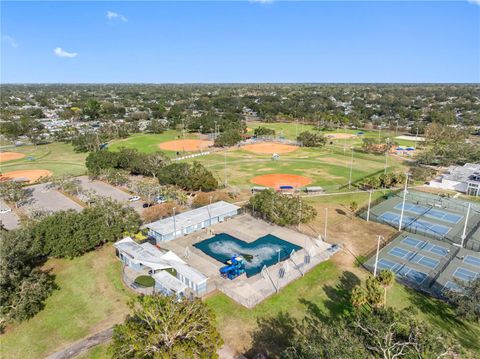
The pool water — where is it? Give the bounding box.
[194,233,302,277]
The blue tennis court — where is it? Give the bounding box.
[394,203,462,224]
[463,255,480,268]
[453,267,478,282]
[443,281,463,292]
[409,254,439,269]
[388,247,414,259]
[423,243,449,257]
[377,258,401,271]
[397,265,428,284]
[400,237,449,257]
[379,212,451,236]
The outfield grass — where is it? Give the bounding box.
[192,144,406,191]
[0,245,133,359]
[0,142,87,177]
[206,260,480,354]
[108,131,198,154]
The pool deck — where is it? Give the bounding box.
[157,214,334,308]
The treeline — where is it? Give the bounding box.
[0,198,140,328]
[359,172,406,190]
[249,190,317,226]
[86,148,218,191]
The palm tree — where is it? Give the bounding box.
[377,270,395,306]
[365,276,384,308]
[351,285,368,309]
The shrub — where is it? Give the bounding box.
[142,202,176,223]
[214,129,242,147]
[191,191,231,208]
[297,131,327,147]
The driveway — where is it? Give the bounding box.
[24,183,83,214]
[0,199,20,230]
[77,176,144,214]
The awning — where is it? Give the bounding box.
[152,271,187,293]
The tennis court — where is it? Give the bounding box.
[401,236,450,256]
[452,267,479,282]
[393,203,463,224]
[376,257,428,284]
[464,255,480,268]
[378,212,451,236]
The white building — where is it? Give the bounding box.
[146,201,240,243]
[428,163,480,197]
[114,237,208,295]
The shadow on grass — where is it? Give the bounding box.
[321,271,360,316]
[404,286,480,351]
[248,311,298,358]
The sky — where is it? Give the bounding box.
[1,1,479,83]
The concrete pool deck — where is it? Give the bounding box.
[157,214,335,308]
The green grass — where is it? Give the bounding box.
[134,275,155,287]
[108,131,196,154]
[0,142,87,177]
[76,343,110,359]
[206,260,480,353]
[0,245,133,359]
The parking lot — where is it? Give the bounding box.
[0,199,20,230]
[24,183,83,214]
[77,176,144,214]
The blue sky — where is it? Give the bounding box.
[1,1,479,83]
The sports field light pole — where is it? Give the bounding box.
[366,190,373,222]
[373,235,384,277]
[224,149,227,187]
[208,196,212,226]
[348,147,354,189]
[398,173,410,231]
[324,208,328,241]
[460,203,471,248]
[172,207,177,240]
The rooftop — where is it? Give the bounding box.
[443,163,480,183]
[146,201,240,236]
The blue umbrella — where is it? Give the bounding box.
[406,147,415,151]
[396,147,404,150]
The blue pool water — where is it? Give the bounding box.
[194,233,302,277]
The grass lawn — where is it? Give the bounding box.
[76,343,110,359]
[206,260,480,354]
[189,144,406,191]
[0,245,133,359]
[108,131,197,155]
[0,142,87,177]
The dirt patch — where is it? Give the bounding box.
[158,139,213,152]
[251,174,312,188]
[0,169,53,183]
[0,152,26,162]
[326,133,357,139]
[242,143,298,154]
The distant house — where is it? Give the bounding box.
[428,163,480,197]
[146,201,240,243]
[114,237,208,295]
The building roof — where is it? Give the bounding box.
[443,163,480,183]
[114,237,207,284]
[152,271,187,293]
[146,201,240,236]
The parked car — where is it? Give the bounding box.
[155,196,166,204]
[0,208,12,214]
[143,203,155,208]
[128,196,141,202]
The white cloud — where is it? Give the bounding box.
[106,10,128,22]
[2,35,18,48]
[467,0,480,5]
[54,47,78,58]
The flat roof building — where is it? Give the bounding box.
[146,201,240,242]
[429,163,480,197]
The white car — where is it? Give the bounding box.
[0,208,12,214]
[128,196,141,202]
[155,196,166,204]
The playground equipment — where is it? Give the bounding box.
[219,255,246,280]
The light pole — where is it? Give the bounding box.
[324,208,328,241]
[384,140,389,175]
[460,203,471,248]
[348,147,354,189]
[172,207,177,240]
[414,127,419,150]
[398,173,409,231]
[373,235,384,277]
[208,196,212,226]
[224,149,227,187]
[366,190,372,222]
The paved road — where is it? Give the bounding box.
[0,199,20,230]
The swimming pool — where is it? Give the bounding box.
[194,233,302,277]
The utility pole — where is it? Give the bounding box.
[366,190,372,222]
[460,203,471,248]
[384,139,389,175]
[373,235,383,277]
[172,207,177,240]
[398,173,409,231]
[324,208,328,241]
[414,127,419,150]
[224,149,227,187]
[348,147,354,189]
